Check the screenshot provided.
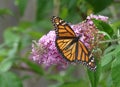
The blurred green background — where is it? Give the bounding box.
[0,0,120,87]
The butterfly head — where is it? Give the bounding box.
[52,16,60,25]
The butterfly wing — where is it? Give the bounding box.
[77,41,96,70]
[52,16,77,62]
[52,16,76,38]
[56,39,96,70]
[56,39,77,62]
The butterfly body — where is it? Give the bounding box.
[52,16,96,71]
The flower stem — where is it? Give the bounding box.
[53,0,60,16]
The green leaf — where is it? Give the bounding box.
[101,45,116,67]
[87,60,101,87]
[106,74,113,87]
[14,0,28,16]
[104,45,116,55]
[85,0,113,13]
[3,29,20,47]
[0,8,13,16]
[111,21,120,32]
[0,48,8,57]
[101,44,120,67]
[0,58,16,73]
[59,80,88,87]
[36,0,47,20]
[111,52,120,87]
[29,31,43,39]
[60,7,68,18]
[101,52,113,67]
[22,58,44,75]
[92,19,114,37]
[0,72,22,87]
[98,31,111,39]
[36,0,52,21]
[47,74,64,83]
[37,20,52,31]
[46,66,76,83]
[19,21,32,29]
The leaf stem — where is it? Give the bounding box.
[99,38,120,44]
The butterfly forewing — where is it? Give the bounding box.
[52,16,76,38]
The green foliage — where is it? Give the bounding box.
[0,0,120,87]
[101,45,116,67]
[87,60,101,87]
[36,0,53,21]
[92,19,114,37]
[102,45,120,67]
[0,8,13,16]
[111,51,120,87]
[4,28,20,47]
[59,80,88,87]
[0,58,16,73]
[0,72,22,87]
[85,0,113,13]
[15,0,28,16]
[22,58,44,75]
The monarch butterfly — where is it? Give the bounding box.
[51,16,96,71]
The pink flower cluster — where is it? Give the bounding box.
[31,31,67,68]
[31,14,108,69]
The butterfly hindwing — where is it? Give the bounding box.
[77,41,96,70]
[56,39,76,62]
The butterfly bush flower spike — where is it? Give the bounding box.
[31,31,67,68]
[72,14,108,50]
[31,14,108,69]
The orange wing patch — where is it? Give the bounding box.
[52,16,76,38]
[57,24,76,37]
[56,39,76,62]
[56,39,73,50]
[62,43,76,61]
[78,41,88,54]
